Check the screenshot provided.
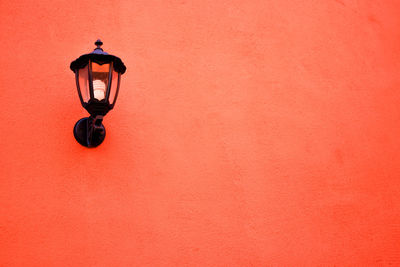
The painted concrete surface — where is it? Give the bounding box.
[0,0,400,266]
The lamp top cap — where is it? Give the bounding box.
[91,39,108,55]
[95,39,103,47]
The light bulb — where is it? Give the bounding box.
[93,79,106,100]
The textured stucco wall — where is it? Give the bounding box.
[1,0,400,266]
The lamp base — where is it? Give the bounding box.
[73,117,106,148]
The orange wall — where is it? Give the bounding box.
[1,0,400,266]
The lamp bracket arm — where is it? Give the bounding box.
[87,115,105,146]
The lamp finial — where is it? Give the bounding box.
[95,39,103,49]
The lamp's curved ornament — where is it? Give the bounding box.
[70,40,126,147]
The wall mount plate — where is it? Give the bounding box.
[73,117,106,148]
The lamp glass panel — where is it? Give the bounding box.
[108,70,120,105]
[78,66,90,103]
[91,62,110,101]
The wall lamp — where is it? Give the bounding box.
[70,40,126,147]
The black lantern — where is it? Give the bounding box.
[70,40,126,147]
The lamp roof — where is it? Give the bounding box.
[70,39,126,74]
